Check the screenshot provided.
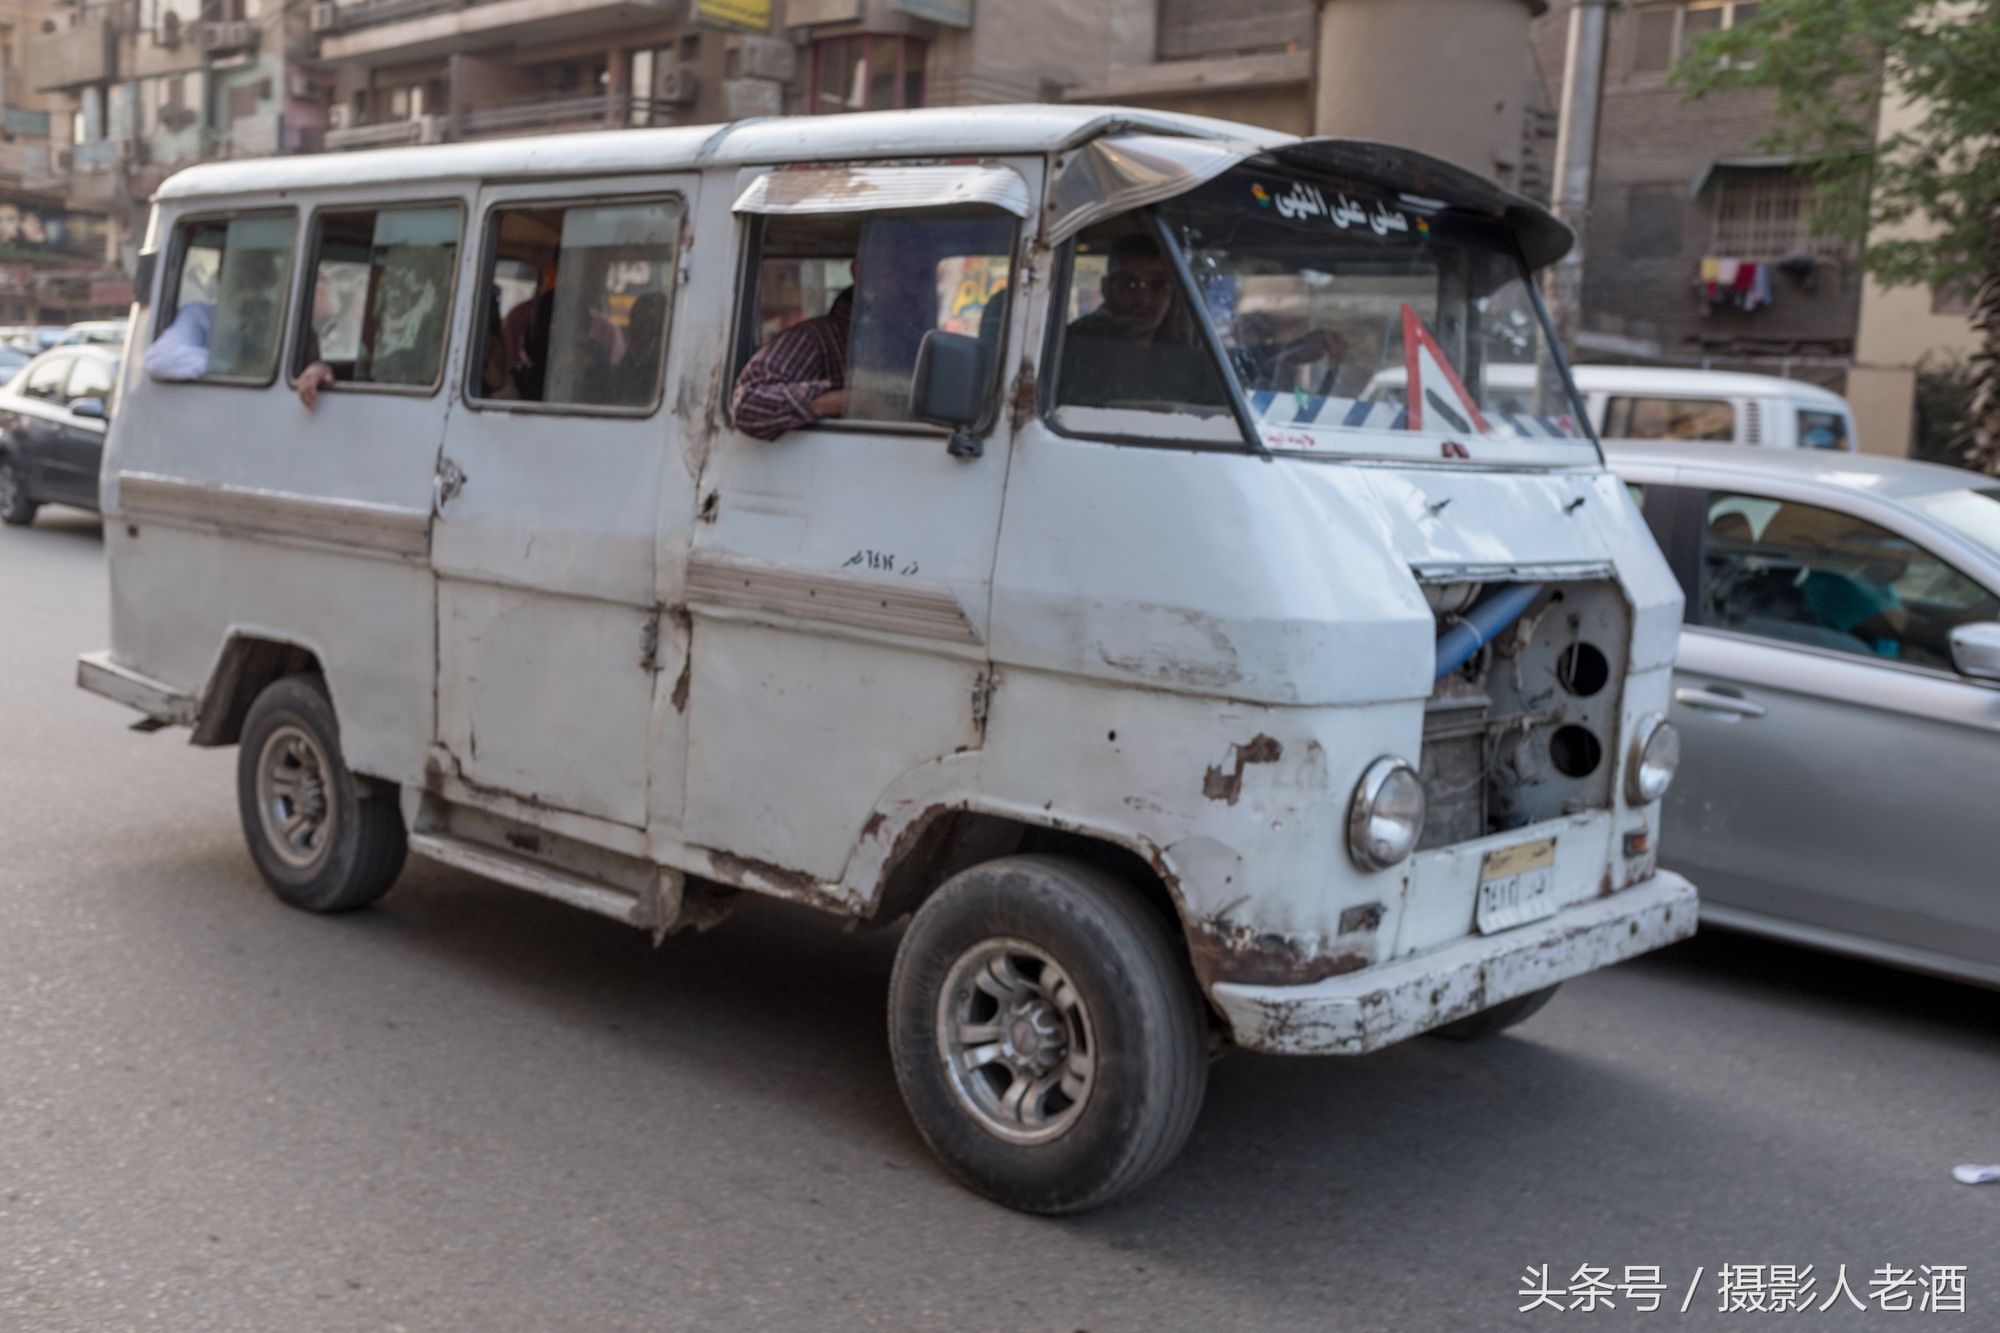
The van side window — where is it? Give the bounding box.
[295,205,460,392]
[157,213,297,383]
[731,208,1015,438]
[468,198,680,412]
[1603,395,1734,442]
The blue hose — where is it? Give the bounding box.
[1433,582,1543,682]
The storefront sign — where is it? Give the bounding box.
[894,0,972,26]
[0,196,112,263]
[691,0,771,31]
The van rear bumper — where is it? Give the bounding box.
[1209,872,1697,1055]
[76,649,197,727]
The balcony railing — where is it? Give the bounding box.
[458,92,668,138]
[325,114,448,152]
[27,14,115,92]
[330,0,467,32]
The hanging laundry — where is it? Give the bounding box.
[1743,262,1773,312]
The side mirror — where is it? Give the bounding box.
[909,330,985,459]
[69,396,107,421]
[1949,622,2000,681]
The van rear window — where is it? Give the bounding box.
[295,205,460,393]
[152,213,297,384]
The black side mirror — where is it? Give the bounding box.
[69,397,107,421]
[910,330,985,459]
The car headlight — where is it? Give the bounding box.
[1627,714,1680,805]
[1348,756,1426,871]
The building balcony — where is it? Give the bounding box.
[28,14,117,92]
[319,0,678,67]
[195,20,263,59]
[456,92,664,139]
[325,113,449,151]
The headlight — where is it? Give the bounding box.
[1348,756,1426,871]
[1627,714,1680,804]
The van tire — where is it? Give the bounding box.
[1429,983,1561,1040]
[0,458,37,525]
[235,673,406,914]
[888,854,1207,1214]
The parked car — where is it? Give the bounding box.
[0,343,33,379]
[1612,442,2000,988]
[0,345,118,524]
[55,320,129,348]
[1369,365,1856,450]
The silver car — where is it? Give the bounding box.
[1610,443,2000,988]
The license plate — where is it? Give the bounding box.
[1476,836,1559,935]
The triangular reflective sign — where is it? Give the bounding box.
[1402,303,1491,437]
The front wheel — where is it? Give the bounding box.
[236,673,406,913]
[0,458,38,526]
[889,855,1208,1214]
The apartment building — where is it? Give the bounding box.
[313,0,1152,151]
[29,0,330,294]
[1527,0,1875,390]
[1,0,118,321]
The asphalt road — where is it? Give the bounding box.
[3,507,1997,1333]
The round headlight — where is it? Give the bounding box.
[1628,714,1680,804]
[1348,756,1426,871]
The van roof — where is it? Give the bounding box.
[155,105,1285,203]
[1571,365,1849,409]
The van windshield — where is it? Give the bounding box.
[1053,166,1589,460]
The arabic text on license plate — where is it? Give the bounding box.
[1477,836,1559,935]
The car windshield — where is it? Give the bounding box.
[1157,167,1587,457]
[1912,487,2000,564]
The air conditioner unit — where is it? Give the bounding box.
[328,103,354,130]
[734,36,795,83]
[309,2,338,35]
[157,11,182,49]
[655,65,699,107]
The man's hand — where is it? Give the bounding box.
[809,388,849,418]
[297,361,337,411]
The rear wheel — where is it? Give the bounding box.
[0,457,37,526]
[889,855,1207,1214]
[236,674,406,913]
[1429,983,1561,1040]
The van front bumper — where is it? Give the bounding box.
[1209,871,1697,1055]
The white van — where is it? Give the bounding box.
[1370,363,1856,450]
[79,106,1695,1212]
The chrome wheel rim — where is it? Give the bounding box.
[255,724,337,870]
[936,938,1095,1145]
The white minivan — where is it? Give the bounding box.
[79,106,1695,1212]
[1372,363,1857,450]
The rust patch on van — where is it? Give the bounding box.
[706,849,854,915]
[1009,360,1038,429]
[1201,734,1283,806]
[1189,920,1369,987]
[670,655,691,713]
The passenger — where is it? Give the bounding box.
[730,275,856,440]
[296,275,339,410]
[601,291,667,407]
[143,302,213,381]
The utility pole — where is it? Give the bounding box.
[1546,0,1609,354]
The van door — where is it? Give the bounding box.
[430,178,697,831]
[679,163,1032,885]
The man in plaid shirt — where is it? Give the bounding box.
[731,284,855,439]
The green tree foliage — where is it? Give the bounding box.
[1676,0,2000,471]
